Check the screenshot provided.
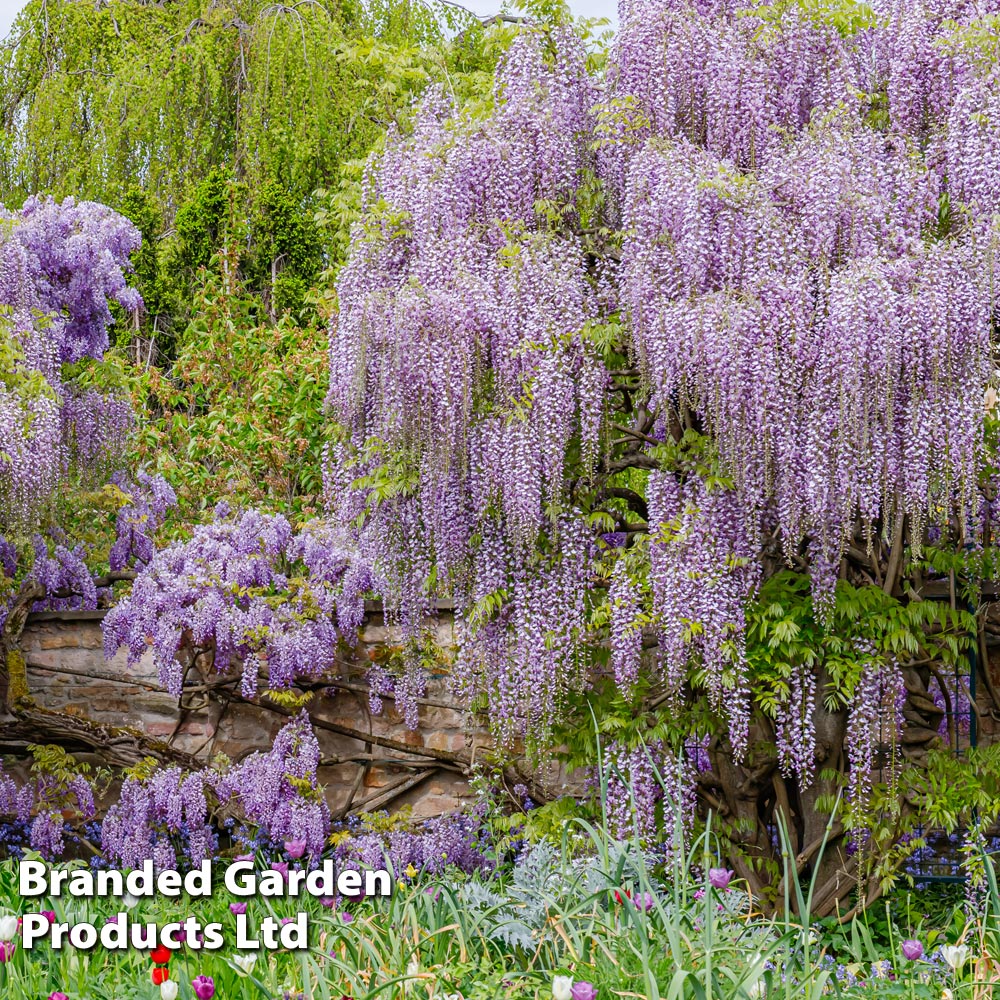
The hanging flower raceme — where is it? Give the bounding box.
[325,26,605,742]
[102,509,368,699]
[620,119,992,614]
[0,196,141,531]
[215,713,330,857]
[646,472,758,758]
[102,766,215,871]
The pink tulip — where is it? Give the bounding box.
[571,983,597,1000]
[0,940,15,962]
[708,868,734,890]
[902,939,923,961]
[40,911,56,924]
[192,974,215,999]
[229,902,247,915]
[48,993,69,1000]
[284,839,307,859]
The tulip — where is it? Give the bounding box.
[150,944,172,965]
[571,983,597,1000]
[319,897,336,908]
[632,892,654,912]
[123,892,140,909]
[552,975,573,1000]
[160,981,179,1000]
[708,868,733,890]
[342,912,353,923]
[284,839,307,859]
[271,862,289,879]
[229,902,247,915]
[0,940,16,962]
[47,993,69,1000]
[941,944,968,972]
[192,974,216,999]
[0,915,18,940]
[901,939,923,961]
[40,911,56,925]
[233,952,257,976]
[152,967,170,985]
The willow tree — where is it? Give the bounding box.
[320,0,1000,914]
[0,0,492,330]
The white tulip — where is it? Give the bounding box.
[233,952,258,976]
[941,989,953,1000]
[941,945,968,972]
[159,982,179,1000]
[0,915,18,940]
[122,892,140,909]
[552,975,573,1000]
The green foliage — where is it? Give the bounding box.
[25,744,109,810]
[0,0,501,342]
[129,251,332,523]
[747,571,974,715]
[748,0,878,37]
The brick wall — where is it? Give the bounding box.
[19,608,507,819]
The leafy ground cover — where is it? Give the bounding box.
[0,827,994,1000]
[0,784,996,1000]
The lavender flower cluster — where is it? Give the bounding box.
[0,196,140,530]
[216,712,330,858]
[326,28,603,741]
[102,509,369,698]
[0,473,176,630]
[102,766,215,870]
[335,810,491,877]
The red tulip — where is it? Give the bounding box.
[150,945,172,965]
[151,967,170,985]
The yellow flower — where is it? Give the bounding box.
[405,864,418,879]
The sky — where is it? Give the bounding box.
[0,0,618,41]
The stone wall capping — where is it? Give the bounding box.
[28,597,458,626]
